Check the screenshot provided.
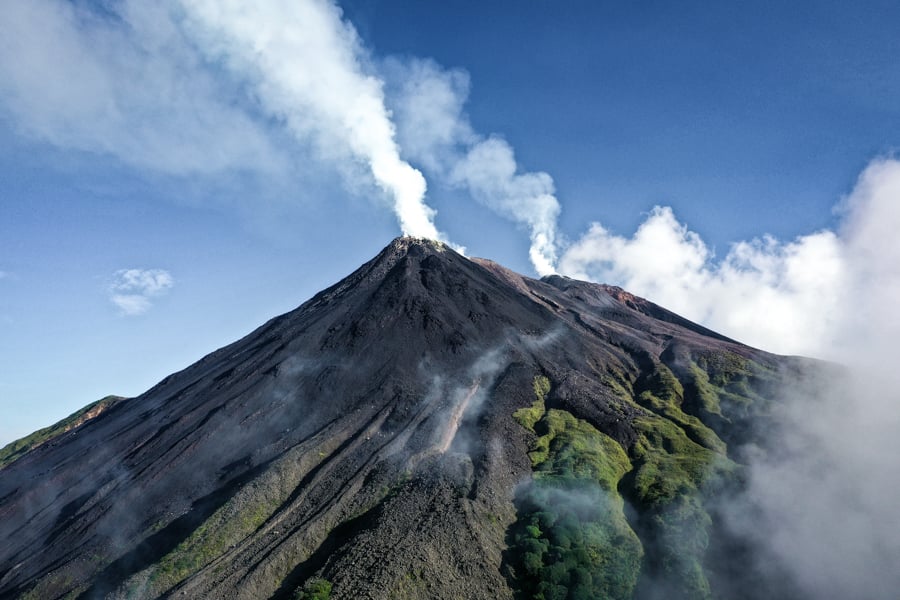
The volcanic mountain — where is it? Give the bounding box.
[0,238,806,600]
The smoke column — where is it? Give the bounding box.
[451,137,560,276]
[177,0,443,240]
[387,59,561,275]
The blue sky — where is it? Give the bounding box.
[343,0,899,240]
[1,0,899,445]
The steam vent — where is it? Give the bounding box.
[0,237,814,599]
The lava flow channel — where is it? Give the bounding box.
[438,380,481,453]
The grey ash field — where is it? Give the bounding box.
[0,238,812,599]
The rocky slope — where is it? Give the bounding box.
[0,238,807,599]
[0,396,126,471]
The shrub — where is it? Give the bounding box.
[294,577,332,600]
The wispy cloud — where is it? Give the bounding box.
[0,0,285,175]
[109,268,174,316]
[386,58,561,275]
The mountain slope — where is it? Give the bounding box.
[0,396,126,471]
[0,238,802,600]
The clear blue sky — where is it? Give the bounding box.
[1,0,898,445]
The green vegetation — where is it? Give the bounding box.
[686,363,724,416]
[627,415,730,599]
[688,352,780,427]
[694,351,751,387]
[145,448,311,594]
[294,577,332,600]
[635,363,726,455]
[513,375,551,431]
[147,491,279,592]
[510,365,750,600]
[0,395,124,470]
[20,571,90,600]
[624,352,782,598]
[629,417,721,508]
[21,574,74,600]
[510,377,643,600]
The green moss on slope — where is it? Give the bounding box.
[627,414,734,600]
[635,362,726,455]
[509,376,643,600]
[685,351,783,438]
[145,474,290,593]
[140,438,333,595]
[513,375,550,432]
[686,363,723,416]
[510,363,749,600]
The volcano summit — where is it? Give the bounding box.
[0,238,807,599]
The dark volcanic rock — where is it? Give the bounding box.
[0,238,795,600]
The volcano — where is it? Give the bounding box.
[0,238,806,599]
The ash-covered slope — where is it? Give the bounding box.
[0,238,801,600]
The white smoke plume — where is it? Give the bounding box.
[177,0,443,241]
[387,59,561,275]
[2,0,563,262]
[0,0,445,240]
[452,138,560,276]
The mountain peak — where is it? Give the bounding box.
[0,237,795,600]
[374,236,455,267]
[388,235,451,252]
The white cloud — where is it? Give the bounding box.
[834,158,900,364]
[714,159,900,599]
[0,0,285,175]
[109,294,153,317]
[109,268,174,316]
[558,158,900,359]
[555,158,900,598]
[559,205,847,356]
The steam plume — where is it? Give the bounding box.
[178,0,443,240]
[387,59,560,275]
[452,138,560,276]
[1,0,445,240]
